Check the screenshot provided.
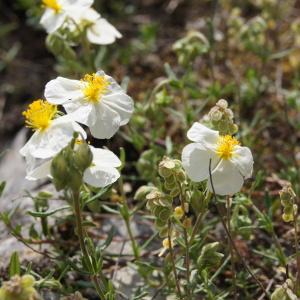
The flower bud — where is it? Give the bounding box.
[183,217,192,229]
[73,142,93,172]
[51,149,70,191]
[0,275,40,300]
[134,185,156,201]
[280,184,296,207]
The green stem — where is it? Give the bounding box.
[208,159,270,299]
[72,189,106,300]
[118,176,140,259]
[293,210,300,292]
[178,183,191,298]
[226,197,237,300]
[167,220,183,299]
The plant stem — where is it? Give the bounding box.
[118,176,140,260]
[72,189,106,300]
[189,211,204,244]
[293,210,300,291]
[178,183,191,298]
[226,196,237,300]
[208,159,270,299]
[167,220,182,299]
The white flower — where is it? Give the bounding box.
[44,71,134,139]
[182,123,253,196]
[40,0,93,34]
[67,8,122,45]
[20,99,86,159]
[26,145,121,188]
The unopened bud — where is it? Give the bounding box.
[0,275,40,300]
[73,142,93,172]
[51,149,70,191]
[183,217,192,228]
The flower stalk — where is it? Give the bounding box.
[72,189,106,300]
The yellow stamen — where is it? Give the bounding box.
[22,99,57,132]
[82,73,110,103]
[216,135,240,160]
[42,0,62,13]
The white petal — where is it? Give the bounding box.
[45,77,82,105]
[90,146,121,168]
[63,101,94,125]
[87,18,122,45]
[21,116,85,159]
[89,103,121,139]
[187,123,219,147]
[231,146,254,179]
[83,166,120,187]
[182,143,219,182]
[102,93,134,126]
[208,160,244,196]
[40,9,66,33]
[26,160,52,181]
[65,0,93,7]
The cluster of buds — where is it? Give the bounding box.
[0,275,40,300]
[51,134,93,191]
[227,8,245,48]
[146,189,173,237]
[207,99,238,135]
[271,279,297,300]
[158,156,186,197]
[197,242,224,272]
[172,31,209,66]
[280,184,297,222]
[240,16,267,51]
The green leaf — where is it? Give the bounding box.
[27,205,70,218]
[9,252,20,277]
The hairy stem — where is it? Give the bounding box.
[208,159,270,299]
[167,220,182,299]
[118,176,140,260]
[226,196,237,300]
[72,189,106,300]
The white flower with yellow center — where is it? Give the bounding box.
[40,0,93,34]
[66,7,122,45]
[25,145,121,188]
[182,123,253,195]
[44,71,134,139]
[20,99,86,159]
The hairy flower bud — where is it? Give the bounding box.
[73,142,93,172]
[206,99,238,135]
[0,275,40,300]
[51,148,70,191]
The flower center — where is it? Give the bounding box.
[42,0,62,13]
[216,135,240,160]
[22,100,57,132]
[82,73,110,103]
